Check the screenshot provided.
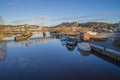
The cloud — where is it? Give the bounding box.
[51,11,120,22]
[10,19,31,24]
[39,16,46,19]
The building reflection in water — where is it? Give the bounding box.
[0,43,7,61]
[6,36,53,47]
[2,32,51,47]
[0,36,53,61]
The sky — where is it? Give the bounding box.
[0,0,120,26]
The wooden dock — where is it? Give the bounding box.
[90,43,120,61]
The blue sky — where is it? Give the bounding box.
[0,0,120,26]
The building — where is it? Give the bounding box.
[114,21,120,32]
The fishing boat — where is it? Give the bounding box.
[77,42,91,51]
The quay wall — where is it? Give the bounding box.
[91,44,120,61]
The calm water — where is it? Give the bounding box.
[0,36,120,80]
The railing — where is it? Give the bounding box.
[91,44,120,61]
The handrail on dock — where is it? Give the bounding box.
[90,44,120,55]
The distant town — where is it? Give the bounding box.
[0,22,120,36]
[0,21,120,46]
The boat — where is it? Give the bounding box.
[77,42,91,51]
[66,37,77,46]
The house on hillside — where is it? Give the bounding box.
[114,21,120,32]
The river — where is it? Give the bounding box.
[0,33,120,80]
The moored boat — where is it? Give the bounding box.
[66,37,77,46]
[77,42,91,51]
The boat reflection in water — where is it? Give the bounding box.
[61,41,66,46]
[0,34,120,80]
[60,39,76,51]
[65,44,76,51]
[77,48,91,56]
[61,40,120,67]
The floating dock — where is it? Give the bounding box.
[91,43,120,61]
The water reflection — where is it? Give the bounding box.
[65,44,76,51]
[0,36,120,80]
[77,48,91,56]
[60,39,120,67]
[61,41,66,46]
[6,36,53,47]
[2,32,51,42]
[92,51,120,67]
[0,42,7,61]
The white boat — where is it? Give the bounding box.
[77,42,91,51]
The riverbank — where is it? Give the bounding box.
[15,33,32,41]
